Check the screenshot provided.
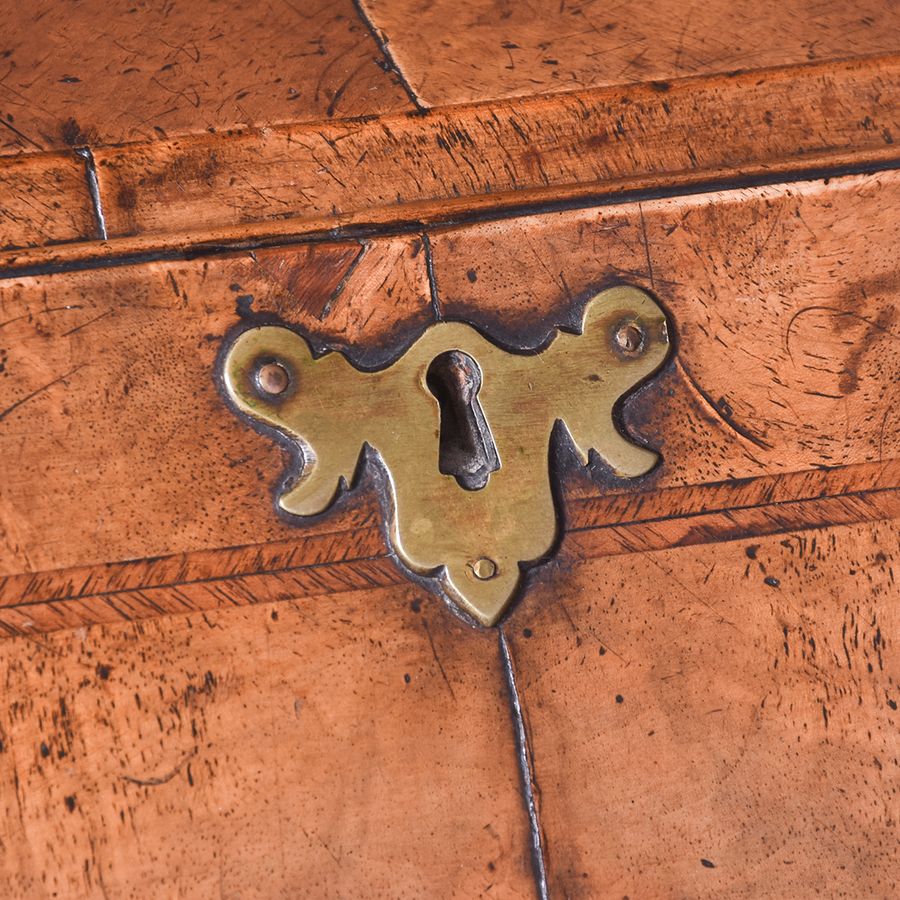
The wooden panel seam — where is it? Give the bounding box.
[0,149,97,251]
[1,461,896,637]
[349,0,426,112]
[0,54,897,270]
[4,157,900,282]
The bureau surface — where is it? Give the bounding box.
[0,2,898,897]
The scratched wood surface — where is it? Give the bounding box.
[431,172,900,482]
[362,0,900,106]
[3,171,896,581]
[88,57,900,246]
[0,151,98,250]
[1,164,899,896]
[0,0,412,156]
[504,519,900,898]
[2,54,898,264]
[0,461,896,639]
[1,2,899,897]
[0,581,535,898]
[0,235,431,576]
[3,0,898,157]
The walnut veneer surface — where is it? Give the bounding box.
[0,2,898,897]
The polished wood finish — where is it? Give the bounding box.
[0,237,430,576]
[0,0,411,156]
[362,0,900,105]
[0,585,534,898]
[0,151,97,250]
[1,1,898,896]
[505,519,900,897]
[1,461,896,638]
[91,57,900,241]
[2,55,898,267]
[3,174,896,577]
[432,172,900,482]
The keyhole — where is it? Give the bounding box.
[426,350,500,491]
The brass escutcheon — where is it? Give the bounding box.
[220,285,671,625]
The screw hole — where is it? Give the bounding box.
[614,322,644,354]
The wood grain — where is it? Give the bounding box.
[0,151,96,250]
[3,164,899,636]
[83,56,899,246]
[0,462,895,638]
[2,172,897,593]
[568,460,900,530]
[503,518,900,897]
[1,6,897,896]
[1,55,896,267]
[0,583,535,897]
[0,0,413,157]
[432,171,900,487]
[0,237,431,577]
[362,0,900,106]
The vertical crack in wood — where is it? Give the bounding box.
[421,232,442,320]
[75,147,108,240]
[500,628,550,900]
[350,0,428,112]
[638,201,655,292]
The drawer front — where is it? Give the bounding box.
[1,168,897,897]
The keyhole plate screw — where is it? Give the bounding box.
[472,557,498,580]
[614,322,644,353]
[256,361,290,395]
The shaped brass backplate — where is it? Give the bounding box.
[221,285,671,626]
